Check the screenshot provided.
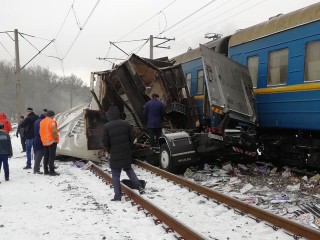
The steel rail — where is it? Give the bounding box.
[90,163,207,240]
[135,159,320,240]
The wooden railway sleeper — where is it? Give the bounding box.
[284,231,302,240]
[248,215,262,223]
[223,204,232,210]
[162,225,174,233]
[234,209,246,216]
[174,234,185,240]
[154,219,162,225]
[137,206,144,211]
[144,211,153,217]
[212,200,221,205]
[265,223,280,231]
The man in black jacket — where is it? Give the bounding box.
[19,107,39,169]
[102,106,144,201]
[0,122,13,181]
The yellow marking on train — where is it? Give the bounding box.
[254,82,320,94]
[194,95,204,100]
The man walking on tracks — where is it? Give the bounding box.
[40,110,60,176]
[102,106,145,201]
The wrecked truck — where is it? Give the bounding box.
[56,45,257,172]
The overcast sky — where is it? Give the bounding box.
[1,0,319,86]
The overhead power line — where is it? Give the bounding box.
[55,0,76,39]
[62,0,101,60]
[0,40,14,60]
[19,32,52,41]
[159,0,217,35]
[178,0,268,41]
[103,0,177,67]
[117,0,177,41]
[72,4,82,29]
[156,0,268,56]
[162,0,234,37]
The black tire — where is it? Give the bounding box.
[160,144,173,172]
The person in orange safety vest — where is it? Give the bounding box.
[39,110,60,176]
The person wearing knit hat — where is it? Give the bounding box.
[20,107,39,169]
[26,107,33,113]
[40,110,60,176]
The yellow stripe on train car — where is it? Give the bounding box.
[194,95,204,100]
[254,82,320,94]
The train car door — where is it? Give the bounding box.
[83,109,106,150]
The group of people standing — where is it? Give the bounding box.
[0,107,60,182]
[1,93,164,201]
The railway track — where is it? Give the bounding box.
[87,160,320,240]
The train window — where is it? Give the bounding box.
[197,70,204,94]
[247,56,258,88]
[267,49,288,85]
[186,73,192,92]
[305,41,320,81]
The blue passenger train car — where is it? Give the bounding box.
[228,3,320,167]
[174,36,231,127]
[173,3,320,168]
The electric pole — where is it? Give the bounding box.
[149,35,175,59]
[150,35,154,59]
[14,29,24,117]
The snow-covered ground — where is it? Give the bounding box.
[0,133,309,240]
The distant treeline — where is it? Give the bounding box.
[0,60,91,121]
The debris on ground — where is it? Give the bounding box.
[183,161,320,230]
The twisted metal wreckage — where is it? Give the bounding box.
[56,46,257,172]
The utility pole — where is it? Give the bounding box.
[150,35,154,59]
[14,29,24,117]
[69,84,73,109]
[149,35,175,59]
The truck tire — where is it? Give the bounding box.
[160,144,173,172]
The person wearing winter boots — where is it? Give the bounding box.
[40,110,60,176]
[33,113,46,174]
[16,115,26,152]
[0,122,13,181]
[19,107,39,169]
[102,106,145,201]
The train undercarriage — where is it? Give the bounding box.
[259,128,320,170]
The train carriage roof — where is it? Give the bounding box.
[229,2,320,47]
[173,36,231,64]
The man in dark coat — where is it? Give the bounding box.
[0,122,13,181]
[16,115,26,152]
[33,113,46,174]
[143,93,165,147]
[19,107,39,169]
[102,106,144,201]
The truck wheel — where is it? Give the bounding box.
[160,144,173,172]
